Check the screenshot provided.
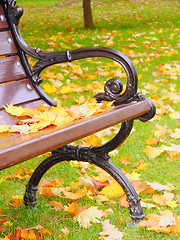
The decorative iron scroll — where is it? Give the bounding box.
[94,78,124,102]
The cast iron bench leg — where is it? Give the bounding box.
[24,120,145,225]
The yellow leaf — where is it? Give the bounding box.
[0,177,5,184]
[42,83,56,94]
[134,163,149,171]
[12,195,23,200]
[0,237,10,240]
[62,188,87,200]
[4,103,25,116]
[0,125,9,133]
[143,145,164,158]
[101,178,124,197]
[146,137,160,145]
[125,172,141,181]
[166,200,179,208]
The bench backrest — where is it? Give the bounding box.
[0,3,52,125]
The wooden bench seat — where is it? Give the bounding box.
[0,0,156,225]
[0,98,151,170]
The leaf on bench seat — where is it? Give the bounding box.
[1,100,112,135]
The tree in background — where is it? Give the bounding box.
[83,0,94,28]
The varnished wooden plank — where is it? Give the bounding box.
[0,6,8,29]
[0,99,151,170]
[0,79,40,109]
[0,31,17,56]
[0,55,27,83]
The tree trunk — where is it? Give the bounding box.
[83,0,94,28]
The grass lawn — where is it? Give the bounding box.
[0,0,179,239]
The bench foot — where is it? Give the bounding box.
[24,185,38,210]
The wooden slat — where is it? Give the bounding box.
[0,79,40,109]
[0,100,50,125]
[0,6,8,29]
[0,99,151,170]
[0,31,17,56]
[0,55,27,83]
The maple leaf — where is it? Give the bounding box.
[146,137,160,145]
[65,201,88,216]
[170,128,180,139]
[100,178,124,197]
[153,192,178,208]
[146,182,175,191]
[50,201,62,211]
[58,227,70,238]
[8,200,21,207]
[75,206,106,228]
[99,220,123,240]
[3,103,25,116]
[141,201,156,209]
[139,211,180,234]
[10,124,31,134]
[0,125,9,133]
[119,156,131,165]
[62,188,87,200]
[119,194,129,208]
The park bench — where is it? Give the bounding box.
[0,0,155,225]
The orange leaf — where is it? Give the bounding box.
[119,156,131,165]
[39,187,54,198]
[146,137,160,145]
[8,200,21,207]
[65,201,88,216]
[50,201,62,211]
[119,194,129,208]
[62,188,87,200]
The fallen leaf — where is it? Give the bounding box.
[100,178,124,197]
[65,201,88,216]
[99,220,123,240]
[50,201,62,211]
[75,206,106,228]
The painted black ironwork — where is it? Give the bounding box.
[24,119,145,224]
[3,0,156,225]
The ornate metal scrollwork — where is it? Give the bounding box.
[94,78,124,103]
[32,51,69,83]
[5,0,24,25]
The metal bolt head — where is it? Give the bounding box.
[0,15,5,21]
[8,38,13,44]
[17,62,21,68]
[27,84,32,90]
[43,103,50,108]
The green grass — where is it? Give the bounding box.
[0,0,180,239]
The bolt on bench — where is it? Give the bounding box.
[0,0,155,225]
